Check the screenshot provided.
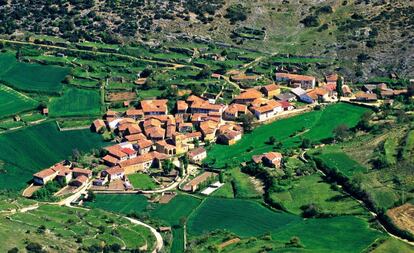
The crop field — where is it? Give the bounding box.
[0,203,155,252]
[0,52,70,93]
[0,122,106,190]
[0,85,38,118]
[271,216,384,253]
[150,195,202,225]
[315,151,368,177]
[187,198,384,253]
[270,174,365,215]
[402,130,414,161]
[49,87,102,117]
[187,198,299,237]
[206,103,369,168]
[127,173,157,190]
[383,137,398,165]
[84,194,148,214]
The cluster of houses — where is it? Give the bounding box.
[33,161,92,187]
[31,70,410,193]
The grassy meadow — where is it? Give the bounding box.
[0,52,69,94]
[127,173,157,190]
[206,103,369,168]
[0,85,38,118]
[0,122,106,190]
[49,87,102,117]
[270,174,365,215]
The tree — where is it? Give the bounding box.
[179,155,189,175]
[301,203,320,218]
[266,136,276,145]
[72,149,81,162]
[162,160,174,175]
[8,248,19,253]
[336,76,344,99]
[196,66,212,80]
[301,138,312,149]
[333,124,350,141]
[219,171,225,183]
[239,114,254,133]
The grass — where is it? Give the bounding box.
[0,52,70,93]
[270,216,384,253]
[213,168,261,199]
[187,198,385,253]
[138,89,163,99]
[402,130,414,161]
[127,173,157,190]
[0,85,38,118]
[384,137,398,165]
[270,174,366,215]
[188,198,300,237]
[316,151,368,176]
[371,238,414,253]
[206,103,369,168]
[151,195,202,225]
[0,122,106,190]
[84,194,148,214]
[0,202,155,252]
[49,87,102,117]
[171,227,185,253]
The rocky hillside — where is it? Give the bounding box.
[0,0,413,79]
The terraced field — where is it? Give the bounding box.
[315,152,368,177]
[0,203,155,252]
[49,87,102,117]
[0,85,38,118]
[0,122,106,190]
[0,53,70,94]
[206,103,369,168]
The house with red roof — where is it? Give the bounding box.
[250,99,283,121]
[252,152,283,168]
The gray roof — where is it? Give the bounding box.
[276,93,295,101]
[290,87,307,97]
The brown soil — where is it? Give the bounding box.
[219,238,240,249]
[387,203,414,236]
[107,92,136,102]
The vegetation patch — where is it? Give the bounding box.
[206,103,369,168]
[0,122,106,190]
[0,85,38,119]
[0,52,69,94]
[127,173,157,190]
[49,87,102,117]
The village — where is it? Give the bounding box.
[27,70,409,205]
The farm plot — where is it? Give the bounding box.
[271,216,384,253]
[315,151,368,177]
[49,87,102,117]
[270,174,365,215]
[0,85,38,118]
[187,198,299,237]
[0,53,70,93]
[84,194,148,214]
[206,103,369,168]
[213,168,262,199]
[0,122,106,190]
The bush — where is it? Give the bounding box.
[225,4,248,23]
[301,15,320,27]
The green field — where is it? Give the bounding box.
[188,198,299,237]
[151,195,202,225]
[0,53,70,93]
[213,168,261,199]
[84,194,148,214]
[270,216,384,253]
[315,151,368,177]
[127,173,157,190]
[0,202,155,252]
[206,103,369,168]
[270,174,365,215]
[187,198,385,253]
[0,122,106,190]
[49,87,102,117]
[402,130,414,161]
[0,85,38,118]
[384,137,398,165]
